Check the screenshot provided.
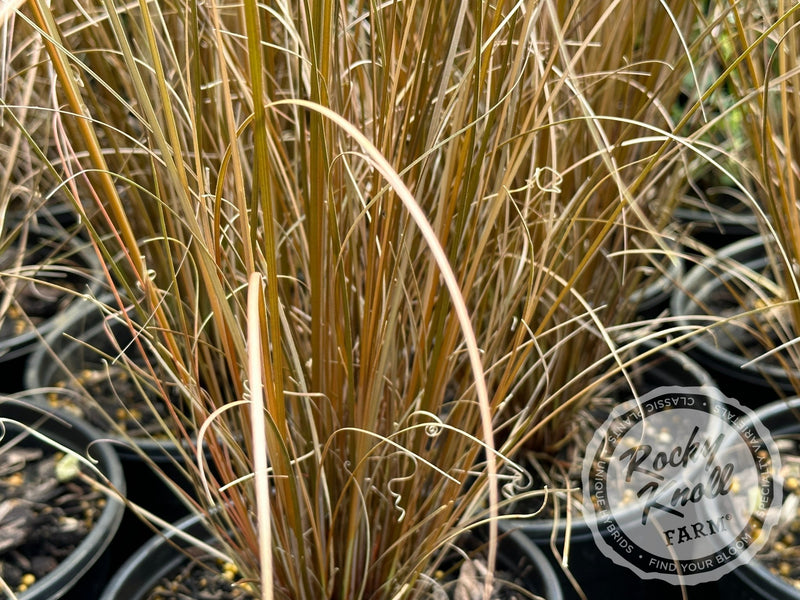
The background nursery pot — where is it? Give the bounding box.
[673,186,760,252]
[631,242,684,320]
[717,397,800,600]
[23,298,196,567]
[502,344,722,600]
[99,513,254,600]
[0,225,103,392]
[99,513,564,600]
[0,399,125,600]
[671,236,798,406]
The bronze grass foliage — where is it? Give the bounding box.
[1,0,733,598]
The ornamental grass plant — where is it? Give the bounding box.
[675,4,800,593]
[670,1,800,399]
[720,0,800,395]
[1,0,732,598]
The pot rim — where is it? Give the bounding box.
[23,295,188,460]
[0,398,126,600]
[670,235,800,388]
[499,341,717,538]
[0,226,104,360]
[723,397,800,599]
[100,512,565,600]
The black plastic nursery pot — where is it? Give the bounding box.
[0,399,125,600]
[99,513,223,600]
[673,176,760,252]
[632,248,683,320]
[497,529,564,600]
[716,397,800,600]
[502,344,723,600]
[5,195,81,230]
[23,297,196,569]
[99,513,564,600]
[671,236,797,407]
[0,225,103,393]
[674,204,760,252]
